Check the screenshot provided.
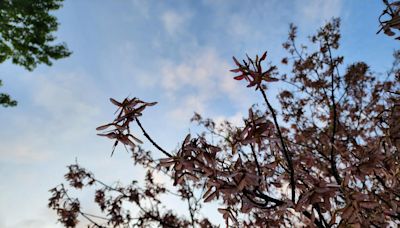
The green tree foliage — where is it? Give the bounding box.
[0,0,71,107]
[0,80,16,107]
[0,0,71,70]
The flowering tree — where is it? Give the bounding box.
[49,18,400,227]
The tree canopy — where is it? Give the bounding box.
[0,0,71,107]
[49,17,400,227]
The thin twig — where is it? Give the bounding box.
[60,185,105,228]
[136,118,173,157]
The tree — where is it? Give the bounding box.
[0,79,16,107]
[49,18,400,227]
[0,0,71,107]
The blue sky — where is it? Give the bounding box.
[0,1,397,227]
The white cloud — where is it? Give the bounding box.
[295,0,343,26]
[1,143,50,163]
[169,95,206,121]
[130,0,151,18]
[161,49,226,96]
[160,48,250,121]
[161,49,244,98]
[161,10,191,36]
[214,112,244,128]
[0,72,101,164]
[218,68,250,109]
[5,219,62,228]
[227,15,252,38]
[32,73,99,125]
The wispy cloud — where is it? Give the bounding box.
[1,140,51,163]
[168,95,206,121]
[0,71,100,164]
[160,48,249,120]
[130,0,151,18]
[295,0,343,26]
[31,73,99,124]
[214,112,245,128]
[161,49,224,95]
[5,219,61,228]
[161,10,191,36]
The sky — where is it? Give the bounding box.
[0,0,398,227]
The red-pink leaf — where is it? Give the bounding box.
[265,77,279,82]
[97,132,118,139]
[203,190,217,202]
[96,123,114,131]
[128,134,143,144]
[183,134,191,145]
[259,51,267,61]
[233,75,246,80]
[135,105,147,113]
[146,102,158,106]
[110,98,122,106]
[232,56,241,67]
[359,201,379,209]
[341,206,354,220]
[230,68,242,73]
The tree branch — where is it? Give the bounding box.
[260,88,296,203]
[327,43,342,185]
[250,143,262,178]
[136,118,173,157]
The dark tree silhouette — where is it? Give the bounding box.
[49,18,399,228]
[0,0,71,107]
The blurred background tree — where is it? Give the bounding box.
[0,0,71,107]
